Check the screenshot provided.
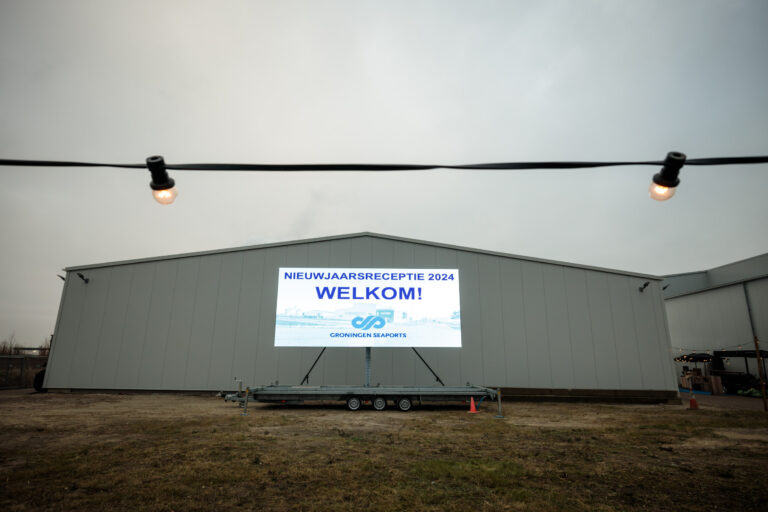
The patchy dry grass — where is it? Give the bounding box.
[1,392,767,511]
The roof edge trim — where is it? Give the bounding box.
[64,231,661,280]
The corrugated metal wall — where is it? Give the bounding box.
[45,235,676,391]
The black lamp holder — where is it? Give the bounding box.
[146,155,175,191]
[652,152,686,188]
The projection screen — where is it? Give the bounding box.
[274,268,461,347]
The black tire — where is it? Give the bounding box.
[372,397,387,411]
[347,397,362,411]
[397,397,412,412]
[33,369,47,393]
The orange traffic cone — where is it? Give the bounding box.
[688,396,699,410]
[468,396,478,414]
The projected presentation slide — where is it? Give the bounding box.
[274,268,461,348]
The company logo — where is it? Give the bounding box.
[351,315,386,330]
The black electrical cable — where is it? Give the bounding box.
[0,156,767,172]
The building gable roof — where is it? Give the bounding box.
[65,231,660,279]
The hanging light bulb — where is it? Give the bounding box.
[649,182,676,201]
[152,187,177,205]
[146,155,177,205]
[649,151,686,201]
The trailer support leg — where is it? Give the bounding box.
[495,389,504,419]
[411,348,445,386]
[242,387,249,416]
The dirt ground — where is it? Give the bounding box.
[1,389,767,511]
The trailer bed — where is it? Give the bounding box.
[225,384,497,411]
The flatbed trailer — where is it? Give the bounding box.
[225,384,498,412]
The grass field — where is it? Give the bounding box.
[1,390,767,511]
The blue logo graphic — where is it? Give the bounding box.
[351,315,386,330]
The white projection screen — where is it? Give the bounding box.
[274,268,461,347]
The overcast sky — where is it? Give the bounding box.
[1,0,767,345]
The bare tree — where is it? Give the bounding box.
[0,332,16,355]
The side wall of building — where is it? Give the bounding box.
[45,236,676,392]
[665,277,768,374]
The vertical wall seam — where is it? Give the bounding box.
[497,259,509,387]
[48,275,74,386]
[204,257,225,388]
[561,268,575,388]
[652,285,676,390]
[475,254,486,386]
[520,262,531,388]
[228,252,246,387]
[66,278,88,384]
[540,265,553,386]
[88,269,114,387]
[112,268,136,388]
[583,272,599,389]
[135,263,158,387]
[607,280,623,389]
[629,283,646,390]
[181,258,202,389]
[251,253,266,384]
[159,262,180,388]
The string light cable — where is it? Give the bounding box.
[1,152,767,205]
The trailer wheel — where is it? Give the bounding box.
[397,397,412,412]
[372,397,387,411]
[347,397,362,411]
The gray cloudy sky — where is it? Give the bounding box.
[1,0,767,345]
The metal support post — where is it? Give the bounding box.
[242,387,249,416]
[365,347,371,387]
[301,347,326,385]
[495,389,504,419]
[752,336,767,412]
[411,348,445,386]
[743,283,768,412]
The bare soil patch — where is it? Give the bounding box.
[1,390,767,511]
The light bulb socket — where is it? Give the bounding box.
[147,155,175,190]
[652,151,686,188]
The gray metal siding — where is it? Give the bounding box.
[138,260,176,388]
[163,257,200,388]
[46,235,675,392]
[521,262,552,387]
[709,254,768,287]
[666,285,752,351]
[499,259,529,387]
[608,275,643,389]
[564,268,598,389]
[544,265,575,389]
[665,277,768,376]
[585,272,621,389]
[746,277,768,339]
[114,264,154,388]
[662,272,709,299]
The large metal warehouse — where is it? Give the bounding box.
[45,233,678,401]
[663,252,768,376]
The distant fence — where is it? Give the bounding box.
[0,356,48,389]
